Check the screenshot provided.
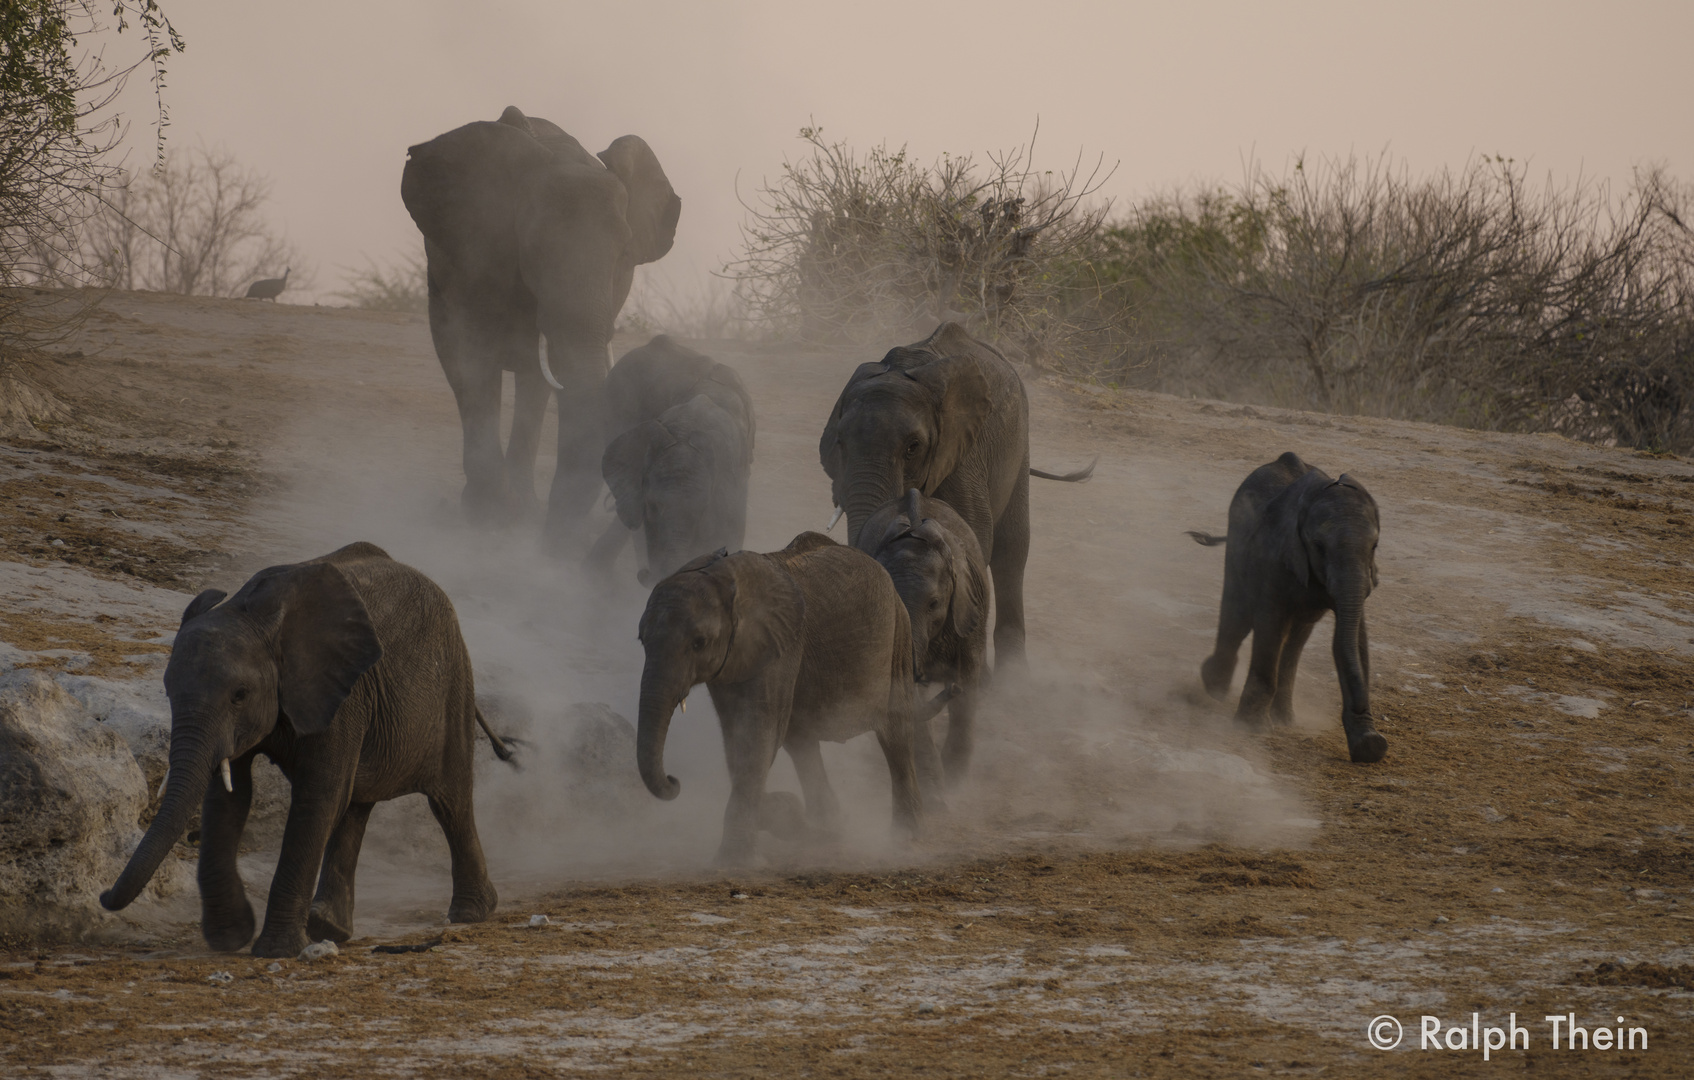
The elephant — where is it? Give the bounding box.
[856,489,989,784]
[99,542,509,957]
[1187,452,1388,764]
[590,336,754,582]
[635,533,921,864]
[819,321,1092,669]
[401,106,681,550]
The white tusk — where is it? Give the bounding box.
[220,759,233,793]
[679,700,686,713]
[826,506,843,532]
[538,339,565,391]
[156,768,169,799]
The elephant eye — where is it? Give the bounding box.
[232,688,248,703]
[692,636,705,651]
[904,439,921,458]
[929,598,942,610]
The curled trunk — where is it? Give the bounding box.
[636,673,682,800]
[100,736,214,911]
[843,472,898,546]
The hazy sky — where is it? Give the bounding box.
[96,0,1693,304]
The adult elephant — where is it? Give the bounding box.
[98,543,510,956]
[819,322,1091,668]
[1187,452,1387,763]
[401,106,681,551]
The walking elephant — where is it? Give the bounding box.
[590,336,754,582]
[856,489,988,784]
[99,543,510,956]
[819,322,1091,669]
[1188,452,1388,763]
[635,533,922,864]
[401,106,681,551]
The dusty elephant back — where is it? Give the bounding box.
[774,538,911,743]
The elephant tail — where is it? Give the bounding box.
[475,707,521,768]
[1185,530,1228,547]
[1030,456,1096,483]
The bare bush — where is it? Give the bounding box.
[75,144,306,297]
[1102,156,1694,450]
[618,273,757,341]
[724,125,1125,366]
[335,248,427,314]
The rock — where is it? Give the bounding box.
[0,669,189,941]
[528,914,550,928]
[298,940,339,961]
[559,702,646,814]
[207,971,233,985]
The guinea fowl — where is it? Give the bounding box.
[243,267,289,301]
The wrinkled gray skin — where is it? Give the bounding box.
[401,107,681,552]
[590,336,754,582]
[99,543,500,956]
[1190,452,1387,764]
[821,322,1091,670]
[857,489,988,784]
[635,534,921,864]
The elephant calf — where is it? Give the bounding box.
[100,543,507,956]
[857,489,989,785]
[592,336,754,583]
[635,533,921,863]
[1189,452,1388,763]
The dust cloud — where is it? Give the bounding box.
[208,333,1319,940]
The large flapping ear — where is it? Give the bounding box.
[905,355,991,492]
[716,554,805,683]
[1335,472,1381,587]
[707,364,756,465]
[603,421,667,529]
[944,532,989,641]
[1261,469,1330,589]
[818,361,888,482]
[598,135,681,265]
[240,562,383,737]
[180,589,227,627]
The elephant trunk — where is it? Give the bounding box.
[636,669,683,801]
[842,471,898,546]
[1330,571,1387,763]
[100,730,216,910]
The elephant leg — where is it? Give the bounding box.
[875,724,922,839]
[426,791,498,924]
[716,708,782,866]
[1202,577,1252,700]
[912,701,948,812]
[782,734,842,838]
[1234,611,1291,728]
[197,753,256,952]
[542,353,609,558]
[1337,617,1387,763]
[252,778,349,958]
[307,801,374,943]
[445,357,509,521]
[502,355,549,516]
[988,470,1032,671]
[1270,616,1319,727]
[941,675,979,785]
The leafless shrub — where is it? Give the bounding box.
[724,125,1126,367]
[1104,156,1694,450]
[72,144,307,297]
[335,248,427,313]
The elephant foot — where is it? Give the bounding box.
[447,879,498,924]
[1232,708,1271,733]
[251,925,313,959]
[713,840,758,868]
[306,900,354,944]
[1268,704,1297,728]
[757,791,809,842]
[1345,719,1388,764]
[1200,655,1234,701]
[201,900,257,953]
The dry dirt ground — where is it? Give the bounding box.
[1,289,1691,1077]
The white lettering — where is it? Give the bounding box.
[1445,1026,1468,1050]
[1545,1016,1565,1050]
[1421,1015,1441,1049]
[1594,1027,1612,1050]
[1628,1027,1648,1050]
[1511,1014,1528,1050]
[1483,1026,1506,1061]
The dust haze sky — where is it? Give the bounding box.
[97,0,1693,304]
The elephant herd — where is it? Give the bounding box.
[97,109,1386,958]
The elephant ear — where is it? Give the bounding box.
[239,562,384,737]
[1262,469,1330,589]
[922,520,988,641]
[179,589,227,627]
[598,135,681,265]
[1335,472,1381,587]
[707,364,756,465]
[603,421,666,529]
[716,554,805,683]
[819,361,889,482]
[906,355,991,493]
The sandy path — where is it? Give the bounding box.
[3,291,1691,1076]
